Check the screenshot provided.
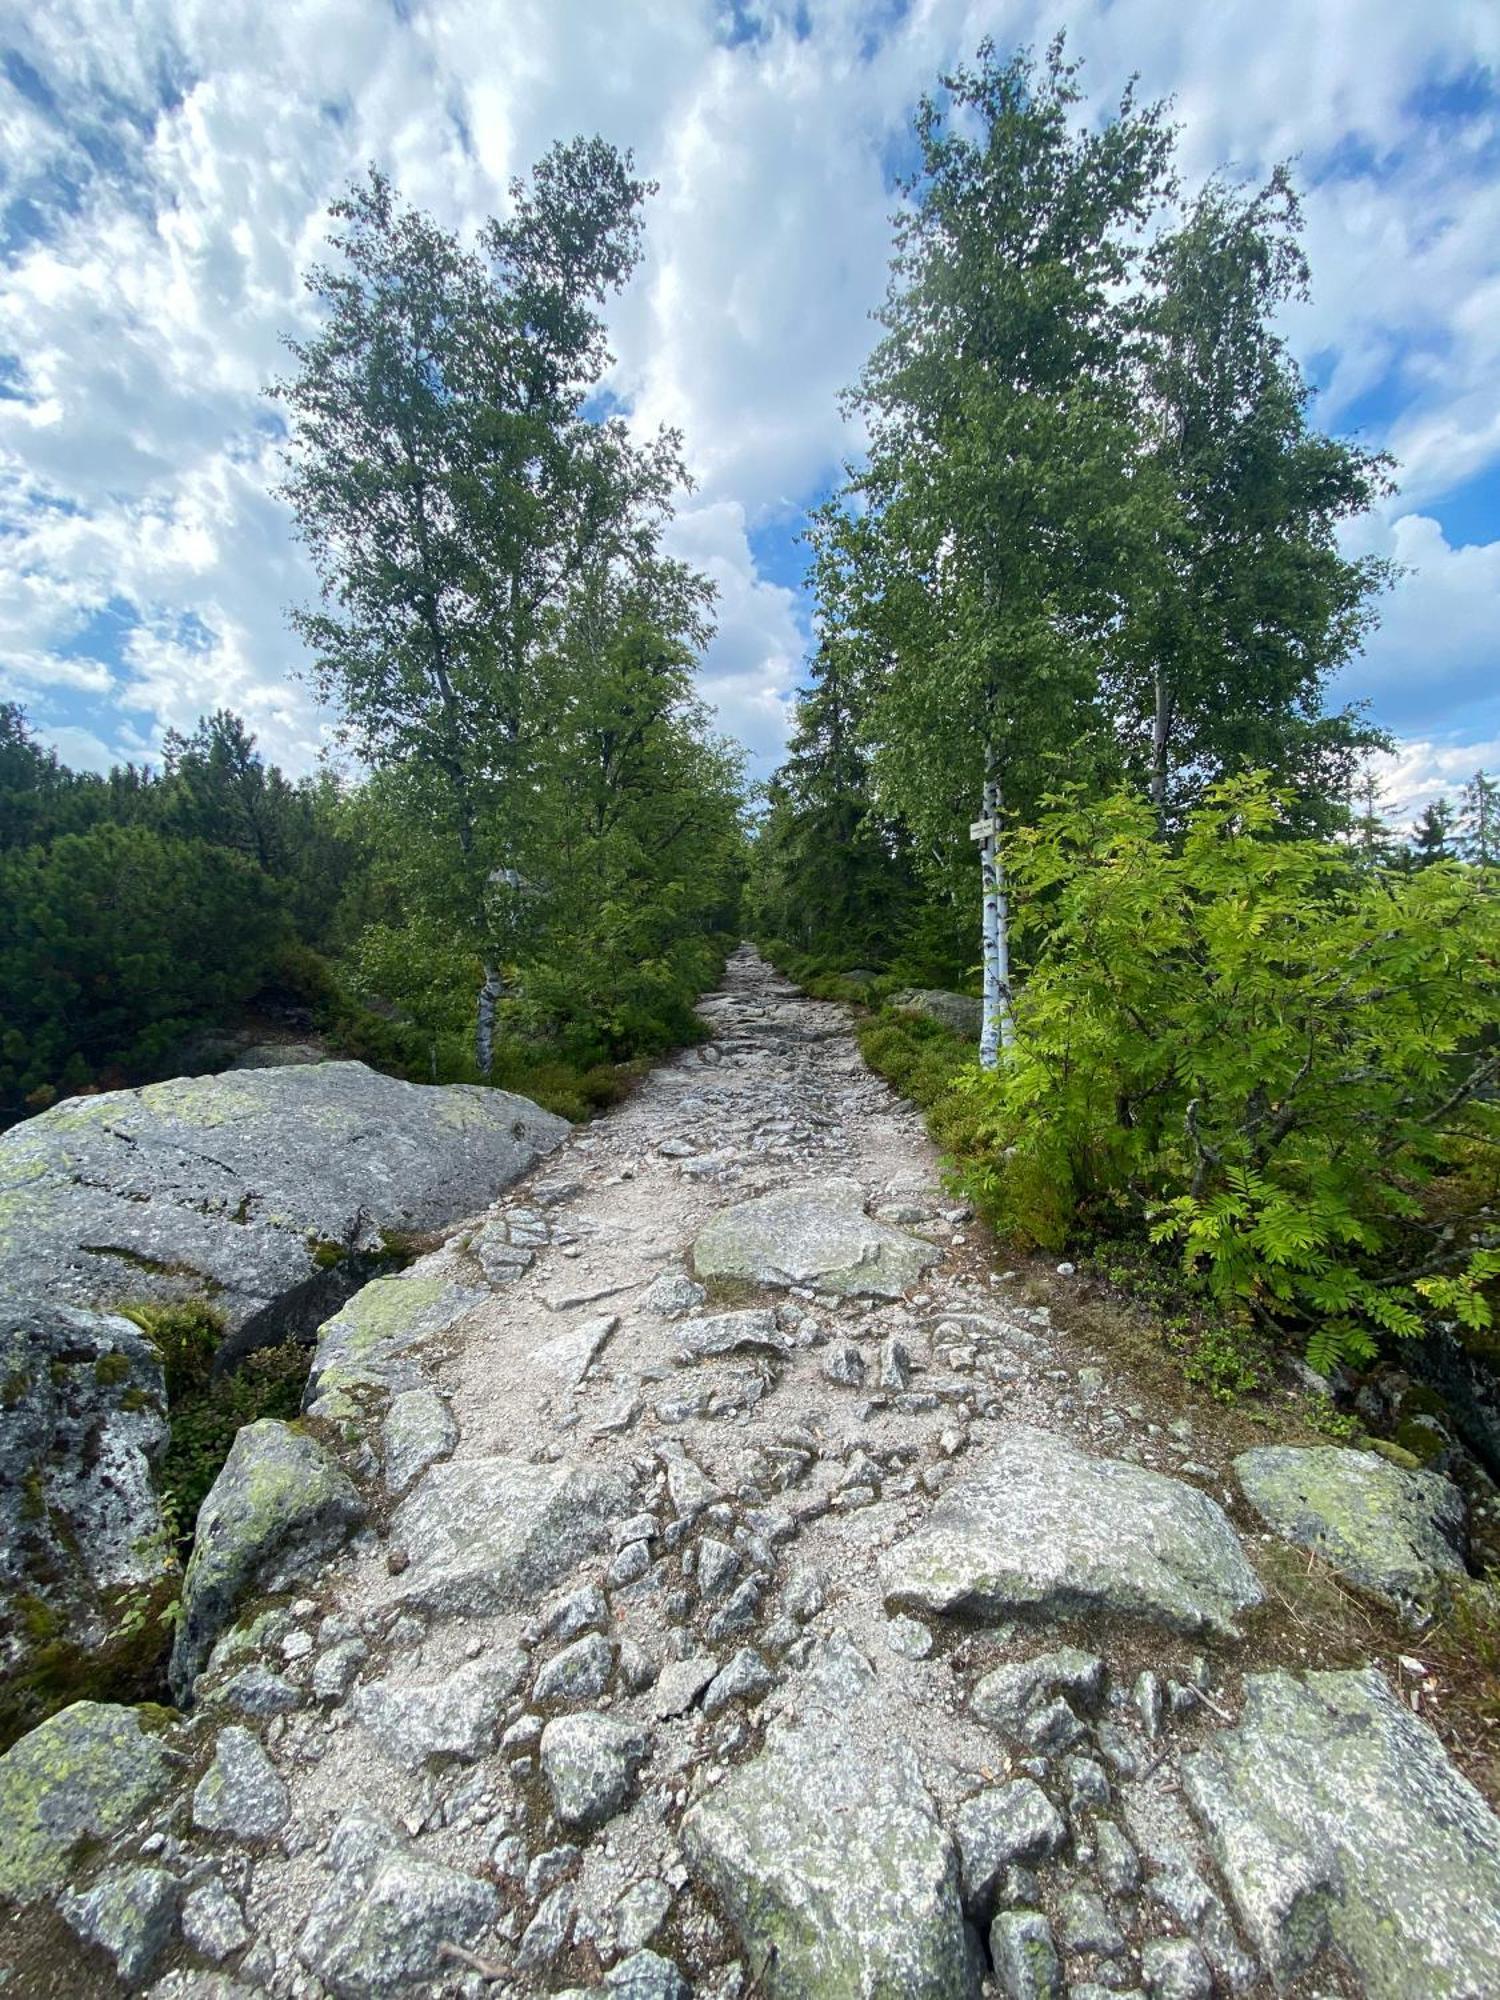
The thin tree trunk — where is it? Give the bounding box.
[1150,668,1173,819]
[978,741,1016,1070]
[475,962,504,1080]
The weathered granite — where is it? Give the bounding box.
[692,1177,940,1299]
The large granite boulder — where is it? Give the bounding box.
[882,1425,1263,1639]
[1233,1444,1468,1606]
[0,1700,178,1903]
[692,1178,940,1299]
[385,1454,631,1619]
[302,1275,485,1424]
[0,1061,568,1335]
[170,1420,364,1704]
[681,1638,977,1998]
[1184,1667,1500,1996]
[891,989,983,1039]
[0,1302,175,1673]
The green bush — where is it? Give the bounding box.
[156,1342,309,1551]
[959,776,1500,1371]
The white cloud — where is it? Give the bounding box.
[0,0,1497,790]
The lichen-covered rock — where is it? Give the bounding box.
[891,989,983,1039]
[191,1725,290,1839]
[882,1426,1263,1639]
[1183,1667,1500,1996]
[299,1844,498,1998]
[380,1385,457,1495]
[385,1454,630,1618]
[605,1950,691,1999]
[681,1697,976,1997]
[169,1420,364,1704]
[952,1782,1067,1920]
[0,1301,175,1674]
[58,1862,178,1985]
[303,1278,485,1423]
[540,1712,650,1828]
[692,1177,940,1299]
[969,1648,1105,1743]
[0,1062,568,1334]
[0,1701,177,1903]
[1232,1444,1467,1605]
[352,1651,527,1766]
[989,1909,1061,2000]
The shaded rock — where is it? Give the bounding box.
[989,1910,1060,2000]
[605,1950,691,1999]
[1233,1444,1467,1605]
[353,1651,527,1765]
[170,1420,364,1703]
[385,1453,630,1618]
[311,1636,367,1703]
[192,1725,290,1840]
[1057,1887,1124,1957]
[535,1632,614,1704]
[59,1863,177,1986]
[822,1341,865,1387]
[614,1877,673,1951]
[0,1700,176,1903]
[0,1061,567,1333]
[651,1655,719,1720]
[970,1648,1105,1745]
[1184,1666,1500,1996]
[676,1309,789,1359]
[892,989,983,1039]
[381,1387,457,1496]
[692,1177,940,1299]
[0,1303,174,1676]
[517,1881,576,1972]
[702,1646,772,1715]
[682,1699,975,1997]
[540,1712,650,1828]
[952,1782,1067,1921]
[213,1663,302,1718]
[882,1425,1262,1639]
[640,1272,706,1318]
[303,1277,484,1422]
[299,1849,498,1998]
[181,1877,251,1962]
[1141,1939,1212,2000]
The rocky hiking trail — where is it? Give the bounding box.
[5,944,1500,2000]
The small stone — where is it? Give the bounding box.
[884,1613,933,1659]
[526,1843,581,1899]
[544,1582,611,1642]
[216,1664,302,1718]
[1141,1937,1212,2000]
[181,1877,251,1962]
[1094,1818,1140,1896]
[783,1566,825,1622]
[608,1540,653,1588]
[619,1639,658,1692]
[702,1648,773,1716]
[953,1782,1067,1919]
[989,1908,1061,2000]
[1057,1886,1124,1957]
[58,1865,177,1986]
[641,1272,707,1317]
[652,1656,719,1719]
[971,1648,1105,1742]
[535,1631,614,1704]
[697,1537,742,1596]
[1065,1756,1110,1810]
[192,1726,290,1840]
[822,1341,866,1387]
[353,1652,527,1765]
[301,1849,499,1995]
[540,1712,650,1829]
[705,1578,762,1642]
[878,1337,912,1391]
[312,1636,368,1703]
[615,1877,673,1952]
[605,1949,692,1999]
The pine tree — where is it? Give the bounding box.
[1411,796,1456,868]
[1459,769,1499,866]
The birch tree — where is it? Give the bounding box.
[273,147,686,1074]
[815,40,1172,1065]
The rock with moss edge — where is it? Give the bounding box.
[169,1419,364,1705]
[0,1700,178,1904]
[692,1177,940,1300]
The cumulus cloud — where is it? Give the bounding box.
[0,0,1497,791]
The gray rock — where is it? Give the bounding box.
[608,1539,652,1588]
[535,1631,614,1704]
[1094,1819,1140,1897]
[540,1712,650,1828]
[692,1177,941,1299]
[544,1581,611,1642]
[892,989,983,1039]
[1140,1939,1212,2000]
[970,1648,1105,1744]
[822,1340,866,1387]
[0,1061,567,1332]
[303,1275,488,1423]
[605,1950,691,1999]
[311,1636,368,1703]
[884,1613,934,1659]
[652,1655,719,1719]
[516,1881,576,1971]
[169,1420,364,1703]
[0,1303,174,1676]
[702,1646,773,1715]
[1056,1887,1124,1957]
[882,1425,1263,1639]
[1233,1445,1467,1605]
[59,1864,178,1985]
[682,1702,975,1996]
[640,1272,707,1317]
[213,1663,302,1718]
[299,1849,498,1998]
[0,1700,177,1902]
[614,1877,673,1951]
[952,1782,1067,1919]
[1183,1666,1500,1996]
[381,1387,457,1496]
[192,1725,290,1840]
[697,1536,741,1595]
[989,1909,1060,2000]
[181,1877,251,1962]
[352,1651,527,1765]
[677,1309,789,1359]
[384,1453,630,1618]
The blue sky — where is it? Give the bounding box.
[1,2,1498,819]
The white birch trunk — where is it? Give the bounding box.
[475,962,504,1080]
[978,744,1016,1069]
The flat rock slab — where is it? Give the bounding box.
[692,1177,940,1298]
[0,1060,568,1331]
[881,1424,1263,1639]
[386,1455,631,1618]
[1233,1445,1467,1605]
[1184,1667,1500,1996]
[0,1701,178,1902]
[682,1705,976,1998]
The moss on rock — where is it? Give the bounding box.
[0,1701,177,1903]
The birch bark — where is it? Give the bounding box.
[978,742,1016,1068]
